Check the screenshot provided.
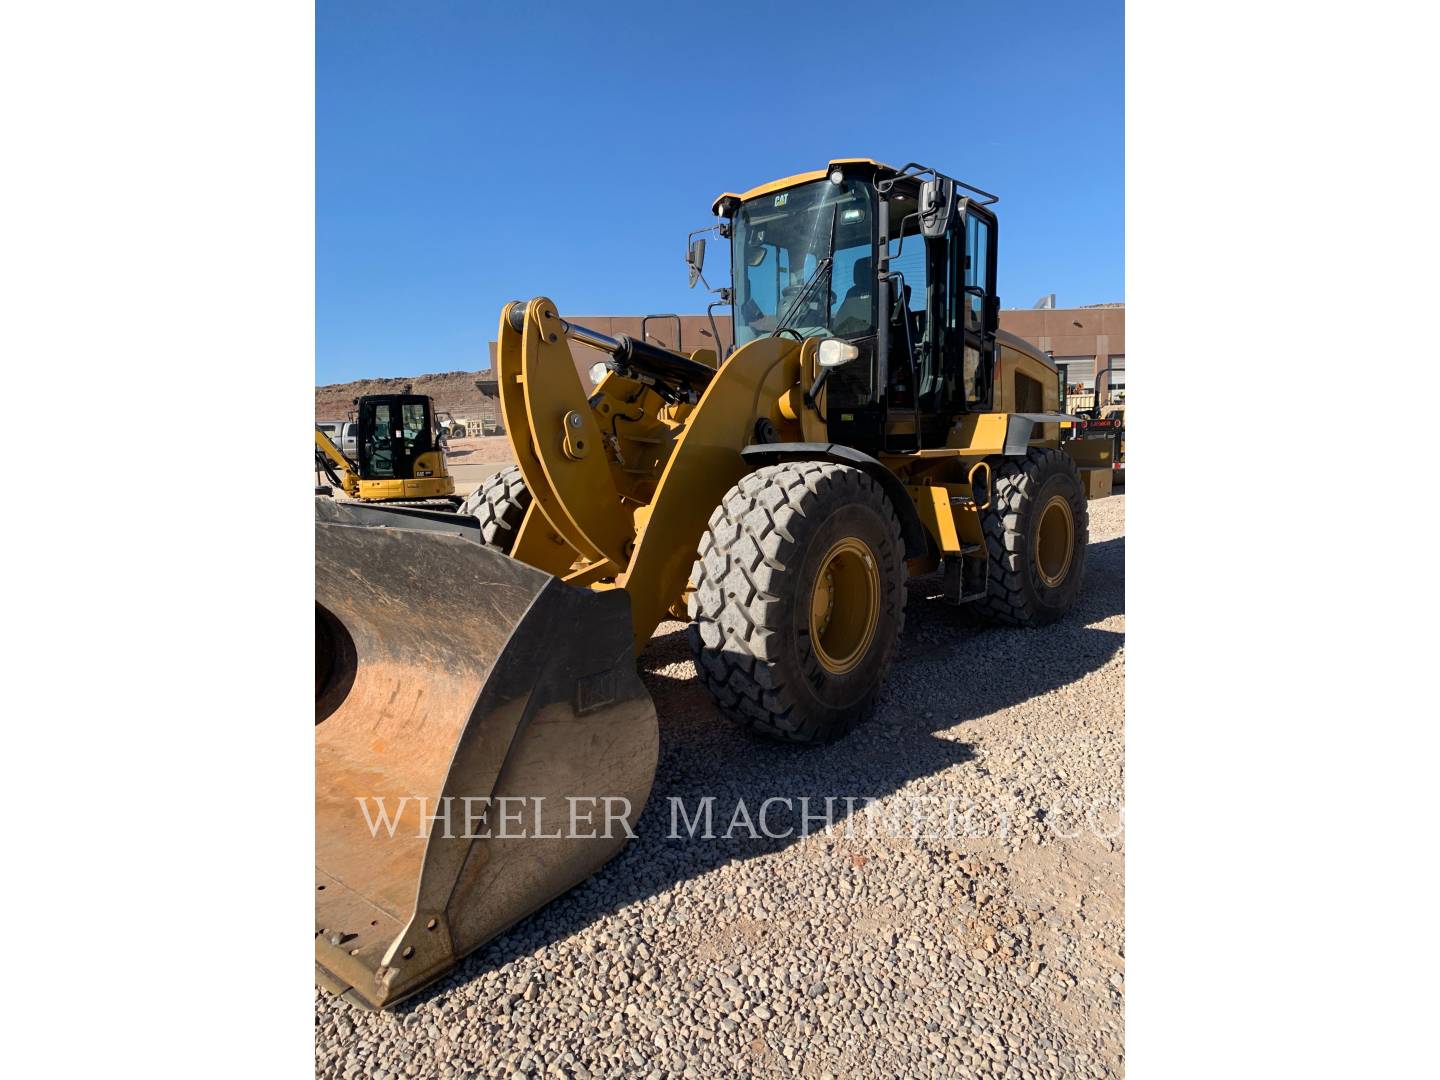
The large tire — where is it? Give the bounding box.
[688,461,907,743]
[974,447,1088,626]
[459,465,531,554]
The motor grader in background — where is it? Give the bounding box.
[315,157,1108,1008]
[314,392,460,506]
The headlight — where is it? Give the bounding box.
[588,362,609,387]
[817,339,861,368]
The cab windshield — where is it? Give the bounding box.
[361,399,433,478]
[732,178,875,347]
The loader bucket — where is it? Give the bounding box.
[314,499,657,1009]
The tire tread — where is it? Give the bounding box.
[973,447,1088,627]
[459,465,531,552]
[687,461,906,743]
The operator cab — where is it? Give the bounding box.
[711,159,1000,456]
[356,394,440,480]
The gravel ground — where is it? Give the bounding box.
[316,494,1125,1080]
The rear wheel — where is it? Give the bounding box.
[974,447,1088,626]
[688,461,906,743]
[460,465,531,553]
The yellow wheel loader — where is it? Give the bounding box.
[315,158,1103,1008]
[314,393,460,507]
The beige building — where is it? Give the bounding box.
[998,303,1124,392]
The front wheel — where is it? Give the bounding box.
[688,461,907,743]
[459,465,531,553]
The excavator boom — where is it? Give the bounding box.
[314,427,358,495]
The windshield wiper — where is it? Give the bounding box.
[771,204,839,338]
[770,258,833,339]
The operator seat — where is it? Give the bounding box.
[832,257,873,334]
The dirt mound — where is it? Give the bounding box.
[315,370,497,421]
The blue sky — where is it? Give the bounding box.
[317,0,1123,384]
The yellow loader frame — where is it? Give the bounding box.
[315,158,1109,1010]
[494,296,1093,648]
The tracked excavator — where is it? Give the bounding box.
[315,158,1105,1008]
[314,392,459,506]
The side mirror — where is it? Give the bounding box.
[686,237,706,288]
[985,294,1001,330]
[817,339,861,368]
[919,177,956,238]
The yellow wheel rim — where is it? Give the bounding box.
[808,537,881,675]
[1035,494,1075,588]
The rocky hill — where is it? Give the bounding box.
[315,370,496,421]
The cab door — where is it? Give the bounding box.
[944,207,999,412]
[357,400,397,479]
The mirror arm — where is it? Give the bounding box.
[889,212,920,260]
[687,224,727,291]
[803,367,830,423]
[706,292,732,360]
[688,219,733,351]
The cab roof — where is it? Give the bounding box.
[711,157,897,216]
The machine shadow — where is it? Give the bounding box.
[401,535,1125,1011]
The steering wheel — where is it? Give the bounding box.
[779,285,839,309]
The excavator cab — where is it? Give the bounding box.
[358,395,438,480]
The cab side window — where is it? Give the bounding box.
[890,226,928,321]
[965,216,992,332]
[401,402,433,455]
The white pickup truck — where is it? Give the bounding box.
[316,419,358,457]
